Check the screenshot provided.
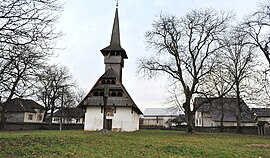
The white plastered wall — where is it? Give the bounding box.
[84,106,140,132]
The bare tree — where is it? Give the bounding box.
[0,46,48,129]
[138,9,233,132]
[35,65,75,126]
[221,27,257,133]
[243,1,270,65]
[200,64,235,132]
[0,0,62,130]
[0,0,62,53]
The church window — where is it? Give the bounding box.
[106,80,111,84]
[100,91,104,96]
[101,80,106,84]
[111,92,116,97]
[111,80,116,84]
[93,91,99,96]
[117,92,123,97]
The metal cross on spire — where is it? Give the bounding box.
[115,0,119,8]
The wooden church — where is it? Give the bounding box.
[79,5,143,132]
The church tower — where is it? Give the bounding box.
[79,4,142,132]
[100,7,127,82]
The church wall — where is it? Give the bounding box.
[112,107,140,132]
[84,106,140,132]
[84,106,103,131]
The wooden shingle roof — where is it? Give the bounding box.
[78,68,142,114]
[100,8,127,59]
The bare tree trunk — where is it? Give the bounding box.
[0,104,5,131]
[220,97,224,132]
[49,100,55,129]
[236,81,242,133]
[43,111,48,123]
[186,111,195,133]
[184,100,195,133]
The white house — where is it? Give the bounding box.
[52,107,84,124]
[1,98,46,123]
[78,6,142,132]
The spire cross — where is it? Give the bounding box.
[116,0,119,8]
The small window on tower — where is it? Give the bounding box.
[106,80,111,84]
[111,80,116,84]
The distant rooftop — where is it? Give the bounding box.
[143,108,181,117]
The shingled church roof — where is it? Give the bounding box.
[78,68,142,114]
[100,68,118,79]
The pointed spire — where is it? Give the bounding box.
[110,7,121,47]
[101,5,127,59]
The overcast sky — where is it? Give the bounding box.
[54,0,264,110]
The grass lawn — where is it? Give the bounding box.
[0,130,269,158]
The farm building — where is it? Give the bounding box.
[52,107,84,124]
[142,108,183,128]
[194,97,255,127]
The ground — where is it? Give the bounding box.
[0,130,269,157]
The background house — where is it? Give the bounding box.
[252,108,270,123]
[1,98,46,123]
[142,108,182,128]
[194,97,255,127]
[52,107,84,124]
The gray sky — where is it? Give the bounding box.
[54,0,264,110]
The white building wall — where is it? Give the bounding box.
[84,106,140,132]
[84,106,103,131]
[112,107,140,131]
[143,116,176,128]
[24,111,44,123]
[257,117,270,123]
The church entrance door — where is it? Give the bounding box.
[106,119,112,130]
